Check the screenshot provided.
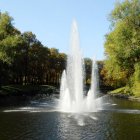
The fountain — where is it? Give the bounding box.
[59,20,98,113]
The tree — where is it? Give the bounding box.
[0,11,68,87]
[0,12,22,86]
[84,58,92,85]
[20,32,40,84]
[103,0,140,93]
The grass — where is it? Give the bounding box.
[109,83,140,100]
[109,86,132,95]
[109,87,126,94]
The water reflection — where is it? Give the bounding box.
[57,113,99,140]
[0,96,140,140]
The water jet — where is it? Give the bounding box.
[59,20,98,113]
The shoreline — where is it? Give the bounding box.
[0,85,59,106]
[109,93,140,102]
[0,85,140,107]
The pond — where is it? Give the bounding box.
[0,95,140,140]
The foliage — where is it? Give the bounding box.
[0,12,94,88]
[132,62,140,96]
[0,12,66,86]
[103,0,140,95]
[0,12,22,63]
[84,58,92,85]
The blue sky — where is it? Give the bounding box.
[0,0,118,60]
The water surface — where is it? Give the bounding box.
[0,95,140,140]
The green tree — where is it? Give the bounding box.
[0,12,22,86]
[84,58,92,85]
[0,11,68,87]
[21,32,39,84]
[103,0,140,94]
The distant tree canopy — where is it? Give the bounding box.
[0,11,96,87]
[0,12,68,86]
[102,0,140,95]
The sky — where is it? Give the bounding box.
[0,0,118,60]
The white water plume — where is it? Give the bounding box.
[59,20,98,113]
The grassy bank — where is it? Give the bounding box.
[0,85,59,97]
[109,86,140,102]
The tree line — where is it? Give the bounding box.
[0,12,67,86]
[0,12,97,87]
[101,0,140,96]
